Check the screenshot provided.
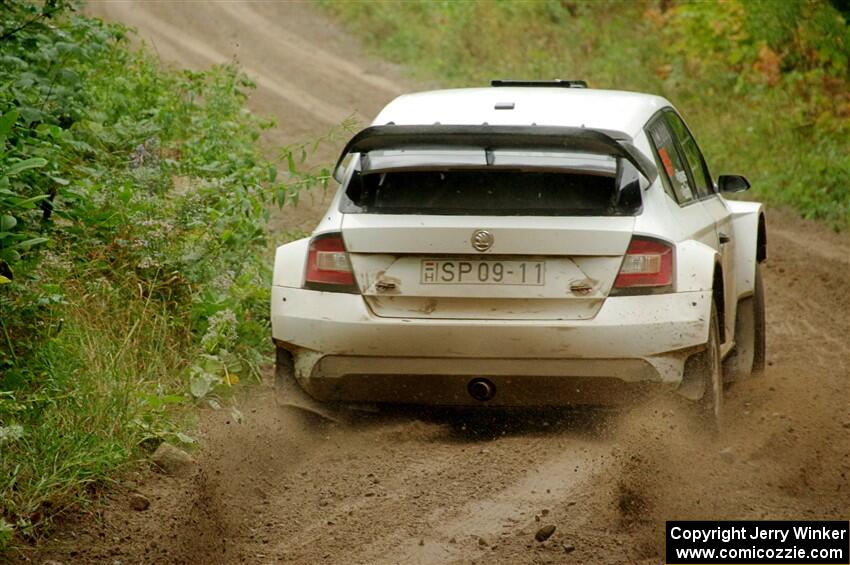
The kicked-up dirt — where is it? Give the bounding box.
[13,2,850,564]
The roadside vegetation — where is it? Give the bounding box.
[323,0,850,227]
[0,0,327,549]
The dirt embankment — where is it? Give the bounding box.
[14,2,850,564]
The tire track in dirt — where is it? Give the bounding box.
[215,3,404,99]
[93,4,352,126]
[360,439,612,565]
[27,3,850,565]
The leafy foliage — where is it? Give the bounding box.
[0,0,327,548]
[323,0,850,226]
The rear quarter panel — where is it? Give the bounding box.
[273,238,310,287]
[634,176,719,293]
[726,200,765,300]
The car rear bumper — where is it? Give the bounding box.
[297,357,667,406]
[271,286,711,405]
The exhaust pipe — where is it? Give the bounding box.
[468,378,496,402]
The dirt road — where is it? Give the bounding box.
[24,2,850,564]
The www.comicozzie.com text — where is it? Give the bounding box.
[670,525,848,545]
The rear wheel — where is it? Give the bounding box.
[751,264,766,374]
[686,301,724,428]
[725,263,766,380]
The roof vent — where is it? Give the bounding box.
[491,79,588,88]
[494,102,515,110]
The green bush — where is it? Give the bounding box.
[323,0,850,227]
[0,1,326,547]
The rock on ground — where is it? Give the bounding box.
[150,443,195,477]
[129,493,151,511]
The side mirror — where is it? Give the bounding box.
[717,174,750,193]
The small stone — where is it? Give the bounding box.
[719,447,735,463]
[478,536,488,546]
[151,443,194,477]
[449,537,457,544]
[535,525,556,542]
[42,561,64,565]
[419,539,425,546]
[842,420,850,429]
[541,509,550,516]
[563,543,576,553]
[128,493,150,511]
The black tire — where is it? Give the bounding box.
[690,301,724,428]
[751,264,766,375]
[724,263,766,381]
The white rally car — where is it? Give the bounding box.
[271,80,766,422]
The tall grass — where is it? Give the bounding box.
[0,3,329,548]
[1,277,193,538]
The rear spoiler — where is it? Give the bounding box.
[332,124,657,184]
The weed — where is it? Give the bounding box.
[0,1,323,548]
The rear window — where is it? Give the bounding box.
[340,169,639,216]
[340,149,641,216]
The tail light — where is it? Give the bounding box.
[612,236,674,294]
[304,233,358,293]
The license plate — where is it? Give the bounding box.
[420,260,545,285]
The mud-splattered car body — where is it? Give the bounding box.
[271,83,766,414]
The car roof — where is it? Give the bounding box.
[372,87,673,138]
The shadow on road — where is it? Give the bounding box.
[291,402,621,442]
